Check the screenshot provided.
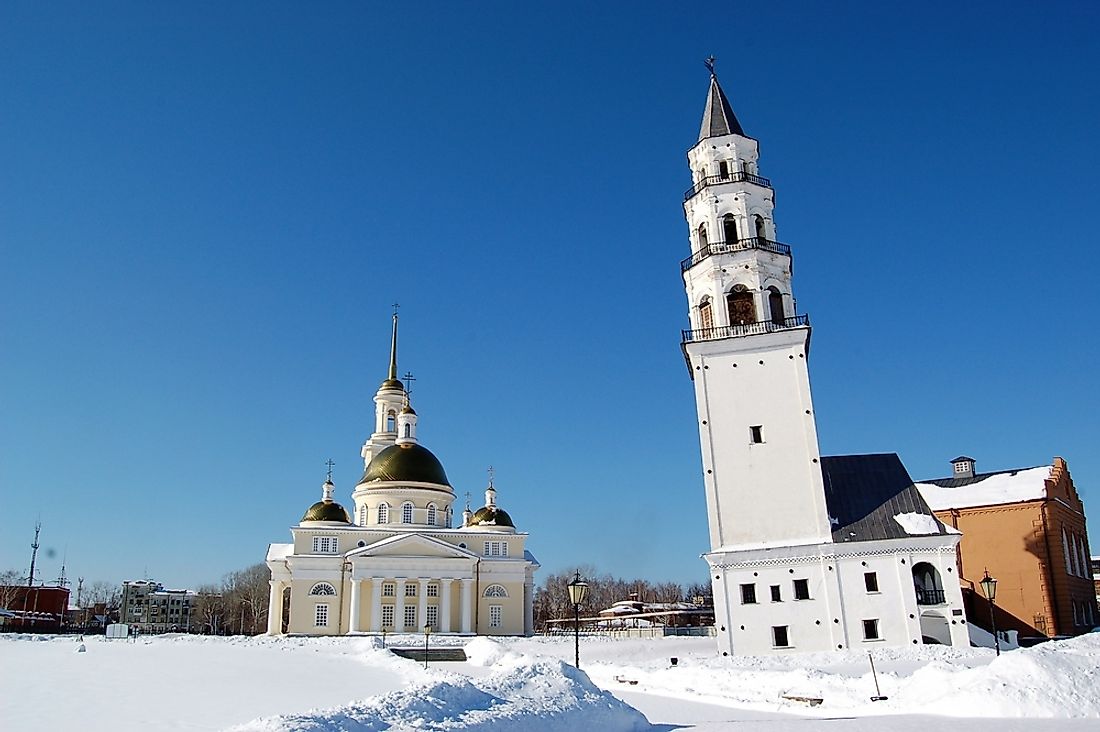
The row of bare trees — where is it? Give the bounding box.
[532,565,711,630]
[192,563,270,635]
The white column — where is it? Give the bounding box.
[523,576,534,636]
[460,578,474,634]
[267,580,283,635]
[440,578,453,633]
[395,579,406,632]
[418,579,428,631]
[349,578,362,633]
[370,577,383,632]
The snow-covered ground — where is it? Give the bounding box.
[2,631,1098,730]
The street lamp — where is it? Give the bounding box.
[423,623,432,670]
[567,571,589,669]
[980,569,1000,657]
[381,625,390,649]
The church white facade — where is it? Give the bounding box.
[266,315,538,636]
[680,65,969,655]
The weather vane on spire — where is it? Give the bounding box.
[325,458,335,482]
[705,55,716,75]
[392,302,400,317]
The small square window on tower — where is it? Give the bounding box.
[864,572,879,593]
[793,578,810,600]
[862,619,880,641]
[749,425,764,444]
[770,585,782,602]
[740,583,757,604]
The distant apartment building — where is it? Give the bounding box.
[916,456,1097,639]
[120,580,196,633]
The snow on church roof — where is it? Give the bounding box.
[914,465,1052,511]
[894,512,959,535]
[266,543,292,562]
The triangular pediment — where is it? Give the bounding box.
[347,533,478,561]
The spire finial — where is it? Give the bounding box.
[704,55,716,76]
[325,458,335,482]
[387,307,399,382]
[464,491,471,511]
[402,371,416,394]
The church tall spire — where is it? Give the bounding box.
[380,309,403,390]
[699,58,745,141]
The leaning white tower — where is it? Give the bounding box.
[680,62,969,656]
[682,64,831,554]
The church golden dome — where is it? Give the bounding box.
[301,500,351,523]
[468,505,514,528]
[361,443,450,486]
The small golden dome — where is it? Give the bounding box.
[301,501,351,523]
[469,506,515,528]
[400,404,417,415]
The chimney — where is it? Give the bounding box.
[950,456,976,479]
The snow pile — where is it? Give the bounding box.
[893,512,943,535]
[233,657,650,731]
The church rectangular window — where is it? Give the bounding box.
[750,425,764,444]
[864,572,879,593]
[315,604,329,627]
[862,619,880,641]
[770,585,781,602]
[427,583,439,598]
[312,536,338,554]
[381,605,394,628]
[793,579,810,600]
[489,605,502,628]
[740,583,757,604]
[483,541,508,557]
[382,583,395,597]
[405,583,417,597]
[426,605,438,630]
[404,605,416,628]
[771,625,789,647]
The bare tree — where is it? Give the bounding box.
[222,564,269,634]
[0,569,21,610]
[193,584,227,634]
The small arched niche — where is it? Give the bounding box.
[727,285,756,325]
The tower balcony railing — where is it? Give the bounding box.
[915,588,947,606]
[683,171,772,201]
[682,314,810,344]
[680,237,792,272]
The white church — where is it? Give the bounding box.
[680,63,970,655]
[265,315,538,636]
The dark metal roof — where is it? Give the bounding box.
[301,500,351,523]
[820,453,949,542]
[918,466,1042,489]
[469,505,514,528]
[950,455,975,463]
[699,73,745,141]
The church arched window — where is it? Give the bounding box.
[722,214,738,243]
[719,160,730,179]
[377,502,389,524]
[768,287,785,325]
[727,285,756,325]
[403,423,411,438]
[427,503,437,526]
[754,214,767,240]
[697,223,709,249]
[359,505,367,526]
[483,584,508,598]
[402,502,414,524]
[386,410,396,432]
[309,582,337,596]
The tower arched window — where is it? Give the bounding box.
[427,503,437,526]
[768,287,785,325]
[309,582,337,596]
[754,215,767,240]
[402,502,414,524]
[719,160,730,179]
[377,502,389,524]
[483,584,509,598]
[697,223,709,249]
[722,214,738,243]
[698,298,714,330]
[359,505,367,526]
[727,285,756,325]
[386,410,396,432]
[403,423,411,438]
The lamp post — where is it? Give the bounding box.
[980,569,1000,657]
[423,623,432,670]
[567,571,589,669]
[381,625,390,649]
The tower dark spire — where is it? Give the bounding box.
[698,58,745,141]
[380,309,404,390]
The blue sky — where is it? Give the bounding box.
[2,2,1098,590]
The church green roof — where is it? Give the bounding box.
[361,443,450,486]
